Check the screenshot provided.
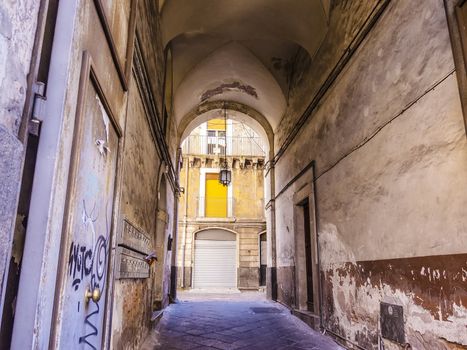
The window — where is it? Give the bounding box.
[206,119,226,155]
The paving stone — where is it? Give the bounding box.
[147,292,344,350]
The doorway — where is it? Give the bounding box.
[193,229,237,289]
[259,232,267,286]
[293,183,319,315]
[301,198,314,312]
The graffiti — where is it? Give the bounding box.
[79,303,100,350]
[68,201,108,291]
[67,199,110,349]
[68,235,107,291]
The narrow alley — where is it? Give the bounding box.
[1,1,467,349]
[142,292,343,350]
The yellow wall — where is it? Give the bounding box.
[207,118,226,130]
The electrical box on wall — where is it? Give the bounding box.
[380,302,405,344]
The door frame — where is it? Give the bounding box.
[258,230,267,286]
[293,183,320,315]
[10,2,82,348]
[198,168,233,217]
[191,228,239,289]
[49,51,123,348]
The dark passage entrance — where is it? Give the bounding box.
[302,199,314,312]
[259,232,267,286]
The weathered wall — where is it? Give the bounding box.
[274,0,467,348]
[137,0,164,120]
[0,0,40,319]
[232,166,264,219]
[1,0,174,347]
[110,72,160,349]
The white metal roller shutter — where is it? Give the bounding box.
[194,240,237,289]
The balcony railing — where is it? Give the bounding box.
[182,135,266,157]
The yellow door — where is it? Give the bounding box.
[205,173,227,217]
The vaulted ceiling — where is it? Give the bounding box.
[160,0,330,135]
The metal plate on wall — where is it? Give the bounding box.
[381,302,405,344]
[115,246,149,279]
[119,218,151,254]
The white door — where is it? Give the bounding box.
[194,240,237,289]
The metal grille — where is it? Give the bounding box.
[380,302,405,344]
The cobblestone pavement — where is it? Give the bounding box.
[141,291,343,350]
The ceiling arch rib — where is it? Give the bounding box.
[174,42,286,132]
[161,0,330,139]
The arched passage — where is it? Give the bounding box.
[177,99,277,296]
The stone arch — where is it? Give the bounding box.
[178,100,274,159]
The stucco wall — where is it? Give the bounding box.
[273,0,467,348]
[111,73,160,349]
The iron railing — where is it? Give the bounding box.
[182,135,266,157]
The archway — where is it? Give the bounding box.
[177,100,276,296]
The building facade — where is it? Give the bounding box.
[177,119,267,290]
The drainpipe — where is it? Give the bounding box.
[181,157,189,288]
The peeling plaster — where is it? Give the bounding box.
[200,81,258,101]
[325,260,467,349]
[95,95,111,156]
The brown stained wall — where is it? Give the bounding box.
[323,254,467,349]
[273,0,467,348]
[111,73,160,349]
[111,279,152,350]
[111,1,168,348]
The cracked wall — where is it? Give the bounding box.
[274,0,467,348]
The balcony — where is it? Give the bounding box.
[182,135,266,157]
